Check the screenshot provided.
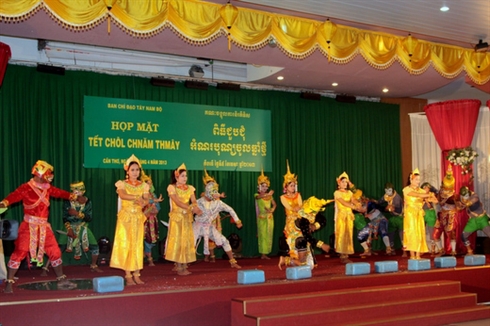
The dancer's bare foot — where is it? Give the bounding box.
[4,280,14,293]
[133,273,145,284]
[125,275,136,286]
[278,256,285,270]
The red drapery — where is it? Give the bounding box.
[0,42,11,87]
[424,99,481,254]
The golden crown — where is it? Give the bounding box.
[442,164,455,190]
[203,168,216,185]
[257,167,270,186]
[124,154,141,171]
[283,160,297,188]
[31,160,54,176]
[174,162,187,177]
[70,181,85,190]
[336,171,349,185]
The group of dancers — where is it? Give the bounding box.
[274,162,490,269]
[1,156,489,293]
[0,155,246,292]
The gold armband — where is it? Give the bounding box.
[316,240,324,248]
[64,222,72,230]
[314,222,321,230]
[78,212,85,219]
[0,199,9,207]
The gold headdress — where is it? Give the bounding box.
[442,164,455,190]
[283,160,297,189]
[302,196,331,214]
[410,168,420,180]
[32,160,54,177]
[124,154,141,171]
[203,168,216,185]
[175,162,187,177]
[336,171,349,186]
[257,167,270,187]
[70,181,85,193]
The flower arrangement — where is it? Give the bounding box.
[446,146,478,175]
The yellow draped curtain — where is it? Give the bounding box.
[1,0,489,84]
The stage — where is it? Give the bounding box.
[1,252,489,325]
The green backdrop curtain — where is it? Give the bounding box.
[0,64,402,260]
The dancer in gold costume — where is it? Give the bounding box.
[334,172,363,264]
[165,163,201,276]
[279,161,303,263]
[402,168,437,259]
[110,154,150,285]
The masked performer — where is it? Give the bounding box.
[278,196,332,270]
[57,181,103,273]
[193,170,242,268]
[459,186,490,255]
[433,164,458,256]
[358,202,392,256]
[141,175,163,267]
[421,182,441,256]
[255,169,276,260]
[110,155,149,285]
[279,161,303,261]
[1,160,85,293]
[403,169,437,260]
[376,182,404,256]
[165,163,201,276]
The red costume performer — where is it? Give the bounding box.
[433,164,458,256]
[0,160,85,293]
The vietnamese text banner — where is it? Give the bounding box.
[83,96,272,171]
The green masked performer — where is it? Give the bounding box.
[255,169,276,260]
[459,186,490,255]
[58,181,103,273]
[420,182,441,256]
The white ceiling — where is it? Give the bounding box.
[1,0,489,102]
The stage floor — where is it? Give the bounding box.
[1,252,490,325]
[1,252,489,302]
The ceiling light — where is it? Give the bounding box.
[440,6,449,12]
[189,65,204,78]
[277,76,284,80]
[332,82,338,86]
[474,40,489,52]
[382,88,389,93]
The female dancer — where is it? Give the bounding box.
[402,169,437,260]
[110,154,149,285]
[278,161,303,267]
[165,163,201,275]
[334,172,362,264]
[255,169,276,260]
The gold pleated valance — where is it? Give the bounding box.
[1,0,489,84]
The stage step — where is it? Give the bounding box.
[231,280,490,326]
